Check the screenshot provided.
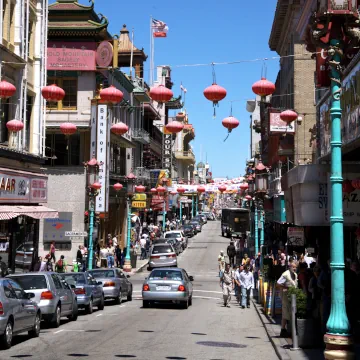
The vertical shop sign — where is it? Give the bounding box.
[96,104,108,212]
[162,133,172,170]
[90,104,97,157]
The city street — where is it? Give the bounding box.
[0,221,278,360]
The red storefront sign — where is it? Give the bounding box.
[47,41,96,71]
[316,48,331,88]
[151,195,169,211]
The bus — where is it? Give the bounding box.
[221,208,250,238]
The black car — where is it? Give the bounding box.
[165,238,182,255]
[182,224,195,238]
[193,216,205,225]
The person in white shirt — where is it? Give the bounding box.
[140,235,147,260]
[239,265,254,309]
[112,236,118,247]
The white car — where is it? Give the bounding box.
[164,231,188,250]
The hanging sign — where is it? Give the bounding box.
[132,201,147,209]
[287,227,305,246]
[133,194,147,201]
[162,133,172,170]
[96,41,113,68]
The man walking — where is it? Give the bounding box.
[227,241,236,267]
[218,250,225,277]
[240,265,254,309]
[140,234,147,260]
[220,263,234,307]
[234,265,242,303]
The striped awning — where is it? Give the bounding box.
[0,205,59,220]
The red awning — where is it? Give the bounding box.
[0,205,59,220]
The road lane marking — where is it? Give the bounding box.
[193,296,220,300]
[54,329,64,334]
[96,313,103,317]
[193,290,223,294]
[119,305,126,308]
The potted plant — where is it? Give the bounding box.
[287,287,317,348]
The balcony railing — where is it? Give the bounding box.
[132,128,150,144]
[134,167,150,181]
[174,150,195,162]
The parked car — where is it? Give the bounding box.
[0,278,41,349]
[201,212,215,221]
[182,224,195,238]
[164,231,188,250]
[187,222,198,235]
[198,214,208,224]
[189,220,202,233]
[142,267,194,309]
[15,242,34,269]
[88,268,132,304]
[58,272,104,314]
[7,272,78,328]
[193,215,206,225]
[148,243,177,270]
[165,238,182,255]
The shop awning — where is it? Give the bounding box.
[0,205,59,220]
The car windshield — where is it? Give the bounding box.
[190,222,199,225]
[183,226,191,229]
[149,269,183,281]
[17,243,34,252]
[59,274,86,285]
[152,245,173,254]
[89,270,115,279]
[165,233,180,238]
[10,275,47,290]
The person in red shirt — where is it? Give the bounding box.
[49,241,56,263]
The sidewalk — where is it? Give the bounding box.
[129,257,148,275]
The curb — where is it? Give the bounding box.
[134,261,148,274]
[252,299,291,360]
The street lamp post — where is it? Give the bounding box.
[84,157,102,270]
[156,185,167,232]
[307,3,360,357]
[123,173,136,272]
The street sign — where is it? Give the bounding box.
[65,231,88,237]
[133,194,147,201]
[132,201,147,209]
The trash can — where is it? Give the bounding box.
[131,252,137,269]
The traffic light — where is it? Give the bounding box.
[94,212,101,224]
[84,211,89,224]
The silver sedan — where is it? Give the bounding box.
[142,268,193,309]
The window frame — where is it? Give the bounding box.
[46,77,78,111]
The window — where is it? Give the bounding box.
[10,275,47,290]
[89,270,115,279]
[46,78,78,110]
[28,21,34,59]
[45,133,81,166]
[152,245,173,254]
[3,281,16,299]
[51,274,62,290]
[149,270,183,281]
[7,279,27,299]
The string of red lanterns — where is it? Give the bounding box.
[0,80,16,99]
[60,122,77,136]
[203,83,227,117]
[100,85,124,104]
[165,121,184,134]
[6,119,24,133]
[149,85,173,105]
[41,84,65,102]
[252,77,276,98]
[111,122,129,135]
[280,109,298,124]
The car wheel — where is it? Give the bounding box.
[221,231,224,237]
[127,288,133,302]
[51,305,61,328]
[115,291,122,305]
[189,296,193,306]
[143,300,150,308]
[0,320,13,349]
[85,298,94,314]
[98,295,105,310]
[182,299,189,309]
[68,301,78,321]
[29,312,41,337]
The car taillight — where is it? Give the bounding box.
[0,302,4,315]
[74,287,86,295]
[143,284,150,291]
[150,255,160,259]
[178,285,185,292]
[40,290,53,300]
[103,281,115,287]
[167,254,176,258]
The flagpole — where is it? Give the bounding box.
[149,16,153,85]
[152,21,155,86]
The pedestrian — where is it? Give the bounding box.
[145,237,151,259]
[39,256,47,272]
[112,235,118,247]
[234,265,241,303]
[115,245,121,268]
[45,254,53,271]
[140,234,147,260]
[49,241,56,263]
[32,256,42,272]
[227,241,236,267]
[241,253,249,265]
[218,250,225,277]
[277,261,298,337]
[76,245,83,265]
[254,252,261,289]
[55,255,67,273]
[240,265,254,309]
[182,214,186,225]
[220,263,234,307]
[107,243,115,268]
[121,247,127,268]
[0,256,7,277]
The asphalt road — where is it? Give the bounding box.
[1,221,278,360]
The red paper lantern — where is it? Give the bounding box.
[135,185,145,193]
[222,116,239,131]
[252,77,276,97]
[60,122,77,136]
[0,80,16,99]
[165,121,184,134]
[280,109,298,124]
[41,84,65,102]
[203,83,227,106]
[177,187,186,194]
[111,122,128,135]
[91,182,102,190]
[255,161,266,171]
[156,186,166,194]
[240,182,249,190]
[149,85,173,104]
[245,195,252,200]
[100,85,124,104]
[343,179,354,194]
[351,179,360,190]
[113,183,123,191]
[197,186,206,193]
[6,120,24,132]
[150,188,157,194]
[218,185,227,193]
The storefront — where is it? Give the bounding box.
[0,167,58,273]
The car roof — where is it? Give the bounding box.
[8,272,52,277]
[150,267,184,271]
[165,231,181,234]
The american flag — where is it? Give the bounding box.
[152,19,167,30]
[180,84,187,93]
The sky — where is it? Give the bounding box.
[91,0,279,178]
